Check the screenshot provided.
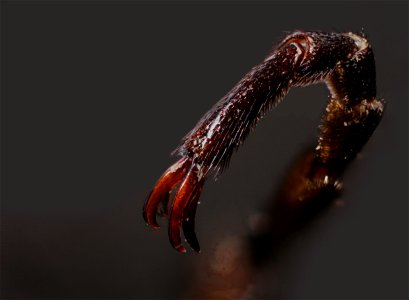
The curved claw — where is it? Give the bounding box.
[143,157,191,228]
[182,181,203,253]
[143,156,205,252]
[168,165,204,253]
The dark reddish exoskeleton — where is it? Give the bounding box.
[143,31,384,253]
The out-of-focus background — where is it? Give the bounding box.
[1,1,408,299]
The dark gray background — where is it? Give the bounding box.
[1,1,408,299]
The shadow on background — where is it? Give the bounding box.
[183,148,342,299]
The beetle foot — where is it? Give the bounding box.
[143,157,205,253]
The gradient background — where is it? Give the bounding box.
[1,1,408,299]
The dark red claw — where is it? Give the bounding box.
[143,157,190,228]
[168,168,199,253]
[182,182,203,253]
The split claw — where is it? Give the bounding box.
[143,157,205,253]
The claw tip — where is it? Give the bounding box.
[150,224,161,229]
[175,244,187,253]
